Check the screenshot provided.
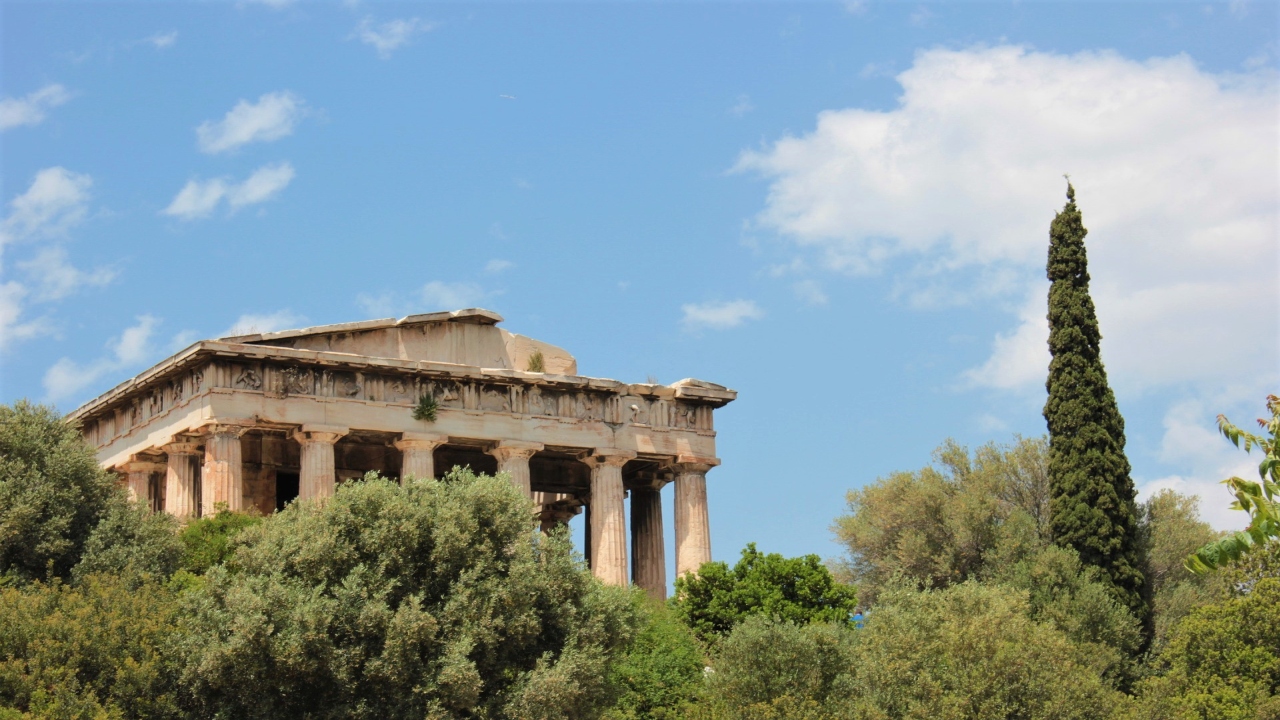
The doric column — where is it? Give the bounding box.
[584,449,635,587]
[124,458,165,507]
[674,456,719,578]
[293,425,348,501]
[202,424,248,513]
[489,441,543,498]
[631,478,668,600]
[162,442,201,520]
[395,432,447,482]
[535,492,581,533]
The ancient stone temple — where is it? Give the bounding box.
[69,309,735,597]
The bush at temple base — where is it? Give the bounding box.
[176,469,639,720]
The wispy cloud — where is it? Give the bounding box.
[421,281,486,309]
[681,299,763,331]
[1,167,91,247]
[43,315,160,403]
[793,280,828,306]
[221,310,305,337]
[196,91,304,154]
[0,84,71,131]
[162,162,295,220]
[484,259,514,274]
[355,17,434,59]
[729,94,755,117]
[146,31,178,49]
[17,247,115,302]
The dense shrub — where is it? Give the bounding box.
[177,469,640,720]
[605,596,706,720]
[177,506,261,574]
[673,543,856,643]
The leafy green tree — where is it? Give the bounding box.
[1188,394,1280,573]
[0,401,123,584]
[672,543,856,644]
[1043,182,1146,623]
[1133,578,1280,720]
[838,581,1126,719]
[71,498,184,584]
[177,505,261,574]
[0,573,186,719]
[832,436,1052,602]
[178,469,639,720]
[1139,490,1222,651]
[605,596,706,720]
[989,544,1142,688]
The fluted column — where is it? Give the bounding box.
[674,456,719,578]
[489,441,543,498]
[124,459,164,507]
[584,449,635,587]
[535,492,581,533]
[293,425,348,501]
[395,432,447,482]
[163,442,200,520]
[631,479,667,600]
[202,424,248,512]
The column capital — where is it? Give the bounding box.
[293,425,348,445]
[195,418,254,437]
[489,440,544,462]
[394,431,448,451]
[162,441,201,456]
[672,455,720,473]
[585,448,636,469]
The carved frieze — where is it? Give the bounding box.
[335,373,361,398]
[235,366,263,391]
[282,367,314,396]
[481,386,511,413]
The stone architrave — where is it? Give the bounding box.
[293,425,348,501]
[674,456,719,578]
[395,432,447,482]
[163,442,201,519]
[585,449,635,587]
[201,423,249,512]
[630,478,667,600]
[123,458,165,507]
[489,440,543,498]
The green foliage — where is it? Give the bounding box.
[1140,490,1223,651]
[177,469,639,719]
[0,401,123,584]
[0,574,185,719]
[605,595,706,720]
[72,498,183,584]
[672,543,856,644]
[840,581,1126,719]
[989,544,1142,687]
[526,350,546,373]
[1188,395,1280,573]
[832,436,1052,602]
[1043,182,1147,623]
[1132,578,1280,719]
[412,393,439,422]
[177,505,261,574]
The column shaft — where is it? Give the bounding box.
[674,459,718,578]
[294,426,347,501]
[202,427,246,512]
[123,460,164,508]
[587,450,634,587]
[631,485,667,600]
[489,441,542,499]
[395,432,447,482]
[163,443,200,520]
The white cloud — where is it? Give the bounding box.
[2,167,92,247]
[43,315,160,403]
[196,91,304,154]
[0,84,71,131]
[17,247,116,302]
[0,281,46,349]
[221,310,305,338]
[355,17,433,59]
[844,0,868,16]
[484,259,514,274]
[162,162,294,220]
[681,299,764,331]
[147,31,178,49]
[737,45,1278,395]
[730,94,755,117]
[794,279,829,306]
[356,292,397,317]
[420,281,485,309]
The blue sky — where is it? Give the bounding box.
[3,1,1277,570]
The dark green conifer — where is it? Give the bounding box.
[1043,181,1148,626]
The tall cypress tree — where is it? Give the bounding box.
[1044,181,1147,625]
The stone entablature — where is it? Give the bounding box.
[68,309,735,598]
